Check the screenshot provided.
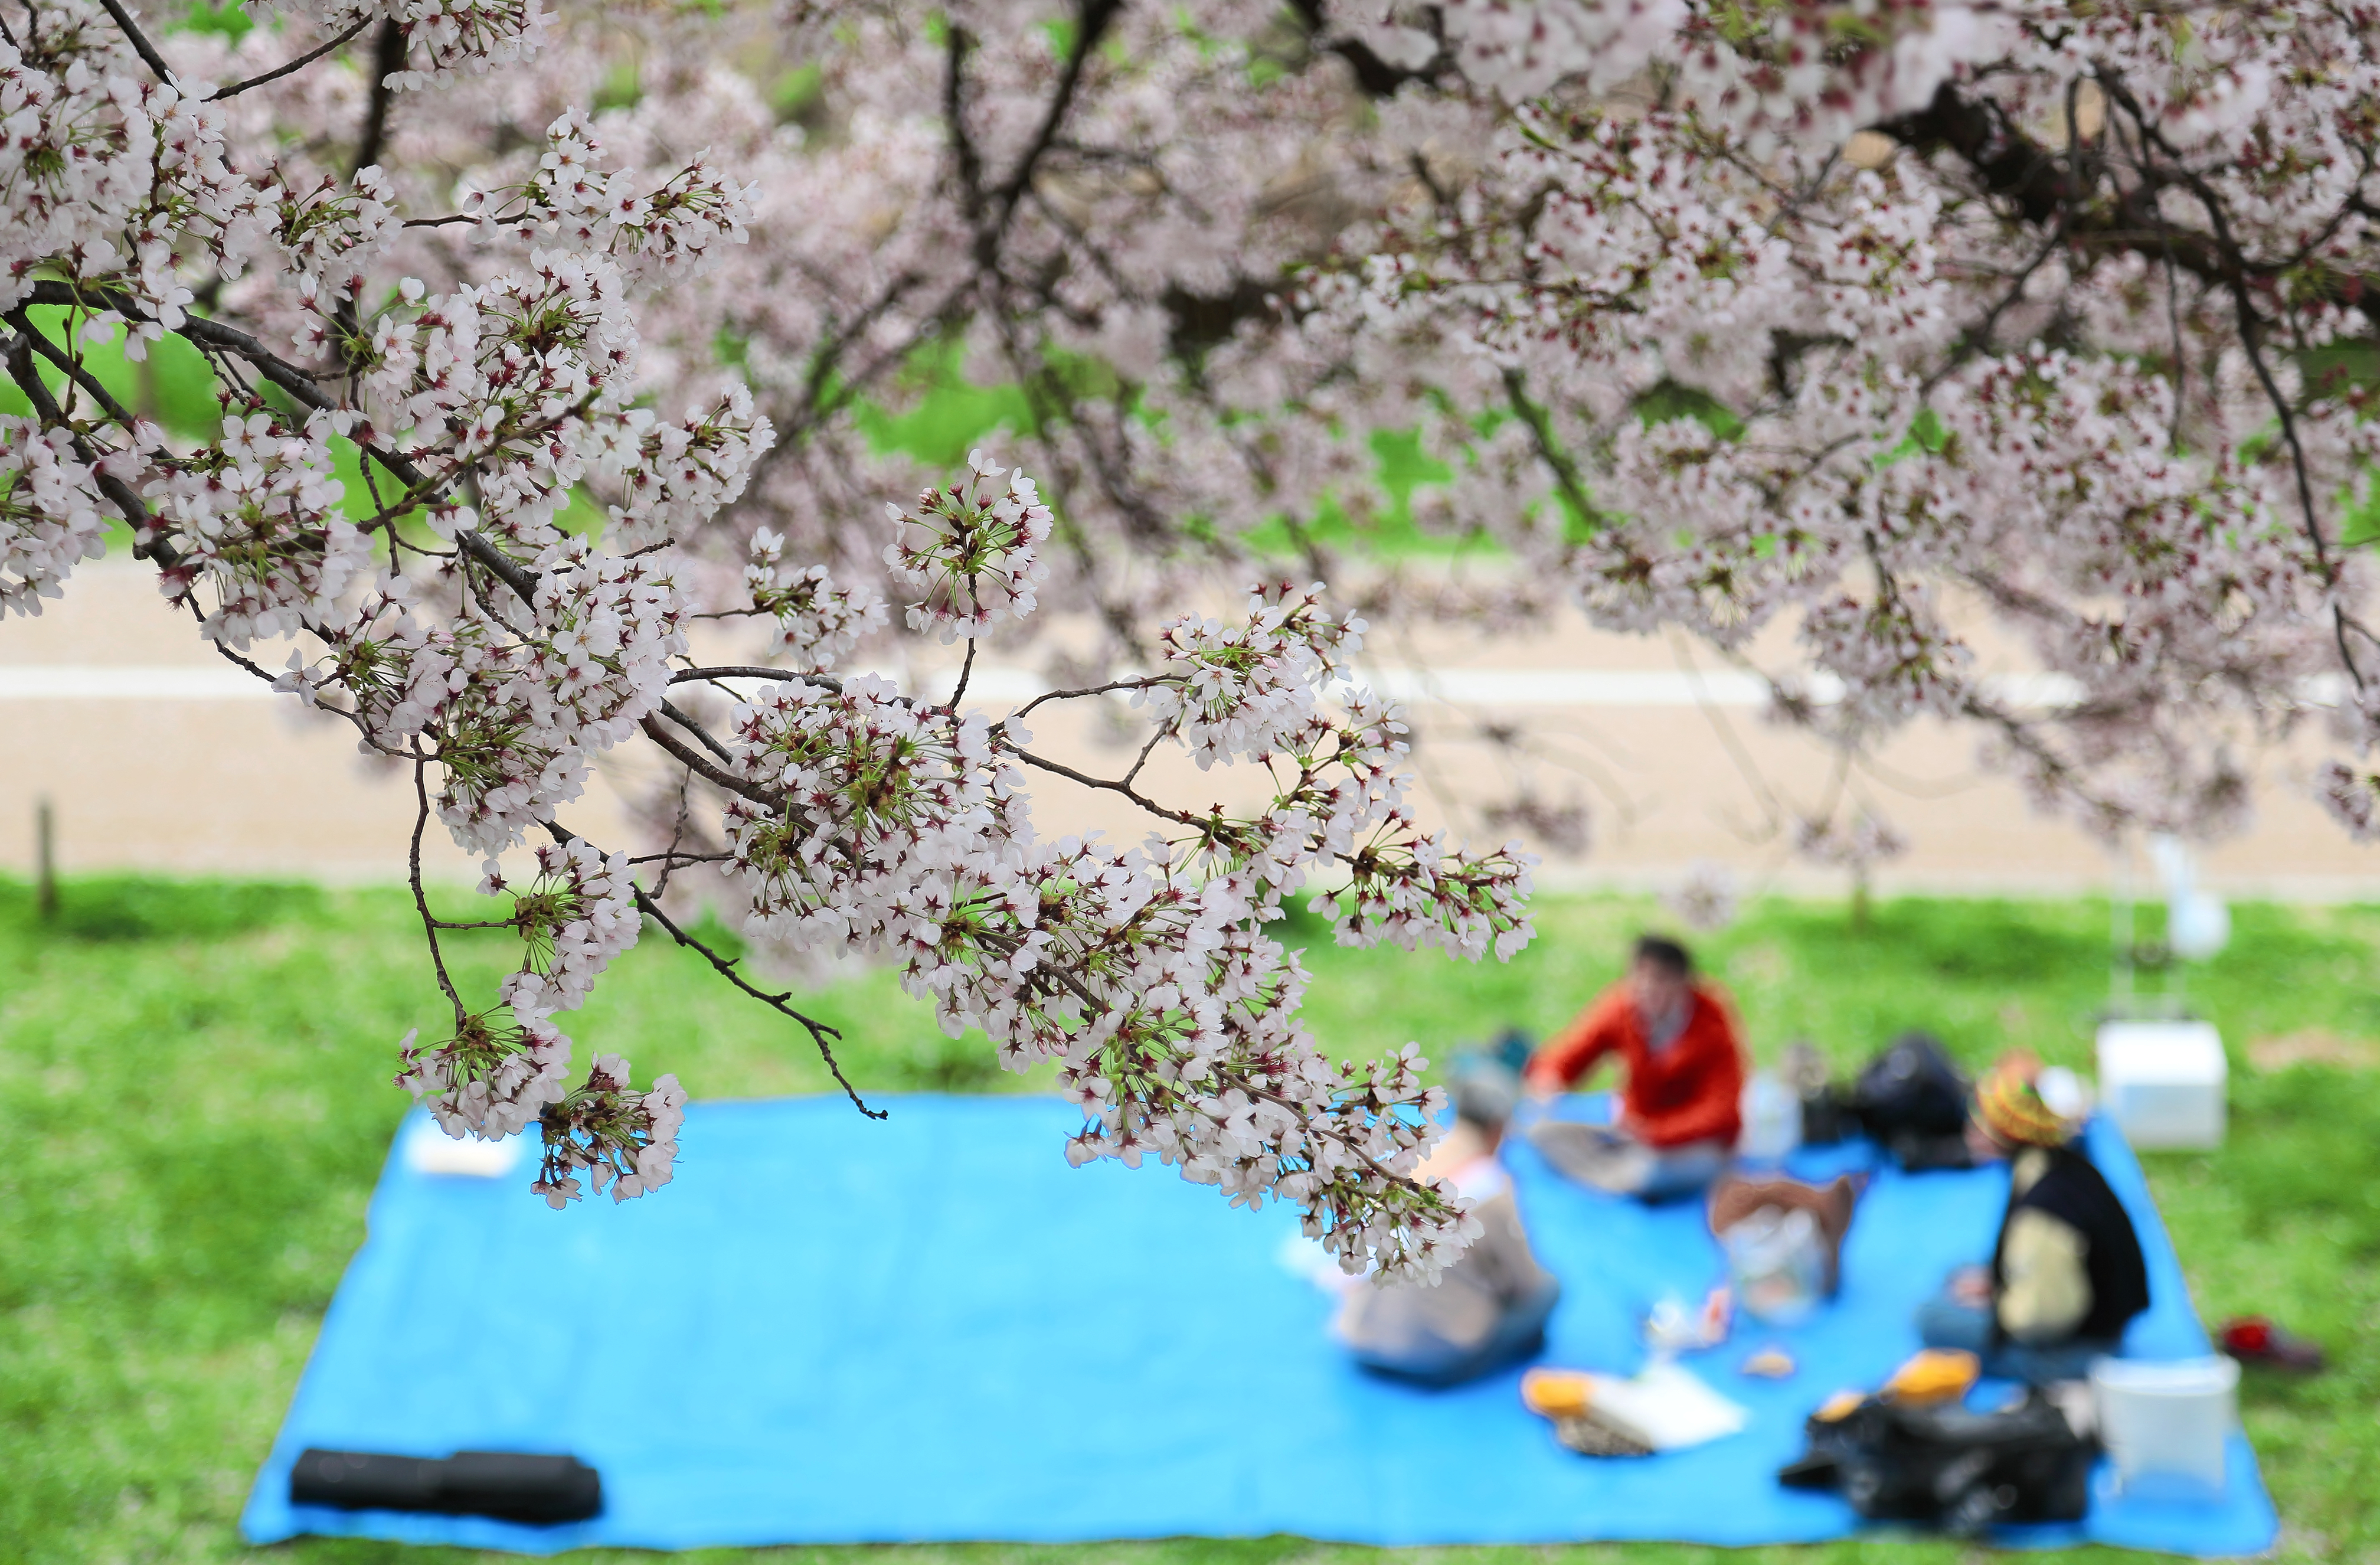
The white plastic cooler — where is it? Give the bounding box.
[2095,1020,2227,1150]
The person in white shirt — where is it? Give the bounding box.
[1334,1065,1562,1386]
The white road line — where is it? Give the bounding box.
[0,662,2109,710]
[892,666,1051,703]
[1362,667,1777,707]
[0,665,277,700]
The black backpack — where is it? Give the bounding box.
[1779,1389,2096,1537]
[1851,1032,1974,1171]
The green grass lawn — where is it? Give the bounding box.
[2,878,2374,1564]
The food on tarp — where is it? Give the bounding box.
[1522,1361,1749,1454]
[1882,1348,1980,1404]
[1742,1346,1797,1378]
[1554,1416,1654,1458]
[1814,1389,1867,1422]
[1645,1284,1734,1354]
[1522,1367,1594,1419]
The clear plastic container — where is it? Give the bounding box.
[2091,1355,2238,1497]
[1719,1205,1825,1325]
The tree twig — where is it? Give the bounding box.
[409,757,468,1025]
[944,636,977,711]
[669,665,844,691]
[633,885,884,1119]
[1008,745,1205,828]
[1005,673,1171,726]
[208,14,371,100]
[638,713,779,806]
[656,698,736,765]
[93,0,176,86]
[537,823,881,1119]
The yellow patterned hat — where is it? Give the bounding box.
[1973,1050,2074,1149]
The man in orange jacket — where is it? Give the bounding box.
[1523,934,1746,1197]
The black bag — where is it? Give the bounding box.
[1778,1390,2095,1538]
[289,1449,603,1524]
[1797,1083,1855,1146]
[1850,1032,1974,1171]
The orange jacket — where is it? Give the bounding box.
[1524,981,1747,1149]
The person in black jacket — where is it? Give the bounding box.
[1914,1051,2150,1383]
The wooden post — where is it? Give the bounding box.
[35,795,58,920]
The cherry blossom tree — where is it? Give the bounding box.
[5,0,2378,1275]
[683,0,2379,861]
[0,0,1539,1282]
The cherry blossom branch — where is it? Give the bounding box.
[409,758,468,1026]
[208,15,374,100]
[988,0,1123,234]
[966,925,1444,1204]
[1005,744,1207,828]
[1878,79,2379,322]
[644,770,701,898]
[21,282,551,606]
[655,698,737,764]
[2089,74,2366,689]
[5,310,140,429]
[1005,674,1173,724]
[534,820,881,1119]
[944,636,976,710]
[2,324,153,541]
[1501,367,1604,530]
[637,713,780,806]
[669,666,844,690]
[91,0,174,85]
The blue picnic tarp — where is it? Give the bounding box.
[241,1094,2276,1555]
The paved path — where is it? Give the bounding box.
[6,561,2375,899]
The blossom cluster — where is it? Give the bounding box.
[149,411,375,647]
[396,1006,573,1141]
[723,675,1022,953]
[1136,583,1368,769]
[884,450,1054,641]
[0,419,110,615]
[742,531,887,671]
[400,837,678,1201]
[466,109,759,289]
[534,1054,688,1207]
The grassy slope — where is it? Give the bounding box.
[1,880,2374,1564]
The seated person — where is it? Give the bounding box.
[1916,1050,2150,1384]
[1336,1066,1561,1387]
[1522,934,1745,1197]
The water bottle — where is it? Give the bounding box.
[1738,1069,1802,1164]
